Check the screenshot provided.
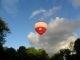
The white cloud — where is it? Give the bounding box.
[43,6,61,18]
[1,0,20,14]
[27,32,39,46]
[57,34,77,50]
[30,6,60,19]
[30,8,46,18]
[28,17,80,56]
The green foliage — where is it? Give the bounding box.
[38,49,49,60]
[26,47,38,60]
[26,47,38,56]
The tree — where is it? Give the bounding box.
[50,49,71,60]
[0,42,5,60]
[72,38,80,60]
[60,49,71,60]
[74,38,80,54]
[50,52,63,60]
[26,47,38,60]
[17,46,27,60]
[0,17,10,60]
[0,17,10,44]
[5,47,16,60]
[38,49,49,60]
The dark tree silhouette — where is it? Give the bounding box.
[17,46,28,60]
[5,47,16,60]
[0,17,10,44]
[72,38,80,60]
[0,43,5,60]
[74,38,80,54]
[50,52,63,60]
[50,49,71,60]
[60,49,71,60]
[0,17,10,60]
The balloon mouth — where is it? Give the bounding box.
[35,27,47,35]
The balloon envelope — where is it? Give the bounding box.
[35,20,47,35]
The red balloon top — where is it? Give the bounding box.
[35,20,47,35]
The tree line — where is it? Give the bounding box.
[0,17,80,60]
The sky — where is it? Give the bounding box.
[0,0,80,55]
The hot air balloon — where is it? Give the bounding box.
[35,20,47,35]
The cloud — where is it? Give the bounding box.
[30,6,60,19]
[27,32,40,47]
[43,6,61,18]
[71,0,80,8]
[30,8,46,18]
[28,17,80,56]
[1,0,20,14]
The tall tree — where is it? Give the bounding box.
[72,38,80,60]
[74,38,80,54]
[0,17,10,60]
[0,17,10,44]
